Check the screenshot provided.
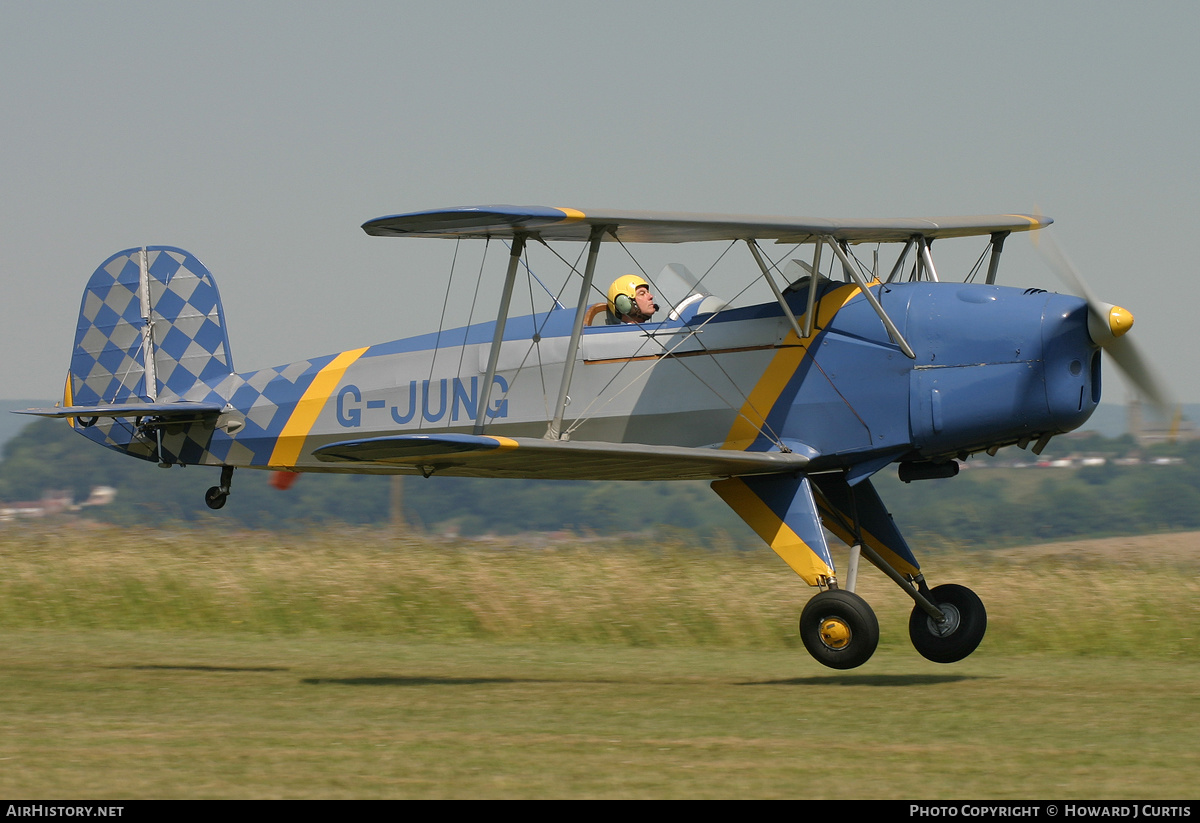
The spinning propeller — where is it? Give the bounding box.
[1033,229,1177,421]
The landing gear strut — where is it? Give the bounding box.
[205,466,234,510]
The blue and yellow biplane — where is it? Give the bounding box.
[20,206,1167,669]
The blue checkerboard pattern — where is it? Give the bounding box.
[73,355,339,467]
[66,246,361,468]
[70,247,234,406]
[176,356,336,466]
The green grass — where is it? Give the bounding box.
[1,633,1197,799]
[1,524,1198,797]
[2,524,1197,658]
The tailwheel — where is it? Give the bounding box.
[204,466,234,510]
[799,589,880,670]
[909,583,987,663]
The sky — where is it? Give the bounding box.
[3,0,1198,407]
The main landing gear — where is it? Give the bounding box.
[907,583,987,664]
[800,589,880,670]
[718,472,987,670]
[797,546,987,669]
[204,466,234,510]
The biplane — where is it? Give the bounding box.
[19,205,1167,669]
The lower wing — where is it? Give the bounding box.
[312,433,812,481]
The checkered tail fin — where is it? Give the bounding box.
[66,247,235,408]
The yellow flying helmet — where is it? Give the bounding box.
[607,275,650,317]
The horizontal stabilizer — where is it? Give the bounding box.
[14,401,224,420]
[363,205,1051,245]
[313,433,812,481]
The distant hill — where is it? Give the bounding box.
[3,400,1199,545]
[0,414,744,539]
[1,400,52,451]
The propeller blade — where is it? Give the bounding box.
[1104,335,1174,415]
[1033,228,1100,306]
[1032,229,1177,421]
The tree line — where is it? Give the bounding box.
[2,417,1198,547]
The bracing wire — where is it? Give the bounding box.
[505,240,563,308]
[419,237,464,430]
[453,239,492,384]
[485,239,590,424]
[963,243,991,284]
[561,240,799,449]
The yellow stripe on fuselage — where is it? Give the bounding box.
[268,347,369,467]
[722,284,862,450]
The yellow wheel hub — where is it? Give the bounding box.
[818,617,852,650]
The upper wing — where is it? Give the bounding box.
[362,205,1051,245]
[312,433,812,481]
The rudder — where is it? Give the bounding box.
[69,246,234,407]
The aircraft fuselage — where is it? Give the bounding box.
[76,277,1099,478]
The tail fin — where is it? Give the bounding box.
[69,246,234,406]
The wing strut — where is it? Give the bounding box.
[824,238,916,359]
[984,231,1009,285]
[803,241,823,337]
[475,234,526,434]
[745,240,806,341]
[545,226,605,440]
[884,238,915,283]
[918,237,940,282]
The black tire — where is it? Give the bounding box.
[204,486,227,510]
[909,583,987,663]
[799,589,880,670]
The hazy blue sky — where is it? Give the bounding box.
[4,1,1198,405]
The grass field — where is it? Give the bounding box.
[1,524,1197,798]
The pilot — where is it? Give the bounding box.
[607,275,659,324]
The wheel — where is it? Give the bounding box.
[204,486,228,510]
[799,589,880,670]
[909,583,986,663]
